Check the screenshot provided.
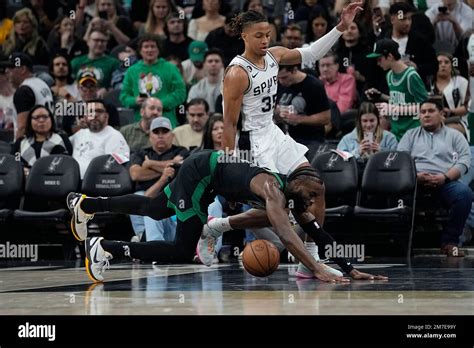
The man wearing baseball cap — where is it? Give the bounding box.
[128,116,189,242]
[365,39,427,141]
[181,41,208,86]
[4,52,54,140]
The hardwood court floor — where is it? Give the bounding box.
[0,257,473,315]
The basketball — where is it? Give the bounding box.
[242,240,280,277]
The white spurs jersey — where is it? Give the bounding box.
[225,52,279,131]
[20,77,54,112]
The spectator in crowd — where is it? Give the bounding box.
[431,52,470,138]
[365,39,428,141]
[25,0,66,37]
[187,49,224,113]
[91,0,134,49]
[181,41,208,86]
[425,0,472,52]
[50,53,80,104]
[110,41,138,90]
[5,53,54,140]
[319,51,358,113]
[129,117,189,242]
[281,24,304,50]
[398,98,471,257]
[120,34,186,127]
[70,99,129,178]
[0,64,15,130]
[71,28,121,93]
[335,20,371,96]
[11,105,72,175]
[130,0,152,32]
[1,8,50,66]
[160,12,194,61]
[141,0,177,39]
[187,0,225,41]
[304,7,333,45]
[392,0,435,44]
[295,0,329,22]
[337,101,398,160]
[173,98,210,150]
[199,113,224,151]
[47,15,88,61]
[120,97,163,152]
[0,2,13,45]
[276,65,331,146]
[385,2,438,87]
[205,11,245,67]
[60,70,120,136]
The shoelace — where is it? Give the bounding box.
[99,254,112,275]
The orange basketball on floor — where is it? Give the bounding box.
[242,240,280,277]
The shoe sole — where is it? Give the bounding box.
[195,240,212,267]
[70,217,84,241]
[295,271,315,279]
[85,239,101,283]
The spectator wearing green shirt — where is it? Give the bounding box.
[365,39,428,141]
[120,34,186,128]
[71,29,120,96]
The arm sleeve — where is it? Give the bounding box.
[296,27,343,67]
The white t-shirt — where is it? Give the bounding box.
[0,94,14,128]
[392,36,409,58]
[468,33,474,113]
[70,125,130,178]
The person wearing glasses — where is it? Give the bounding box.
[70,29,120,97]
[69,99,129,179]
[11,105,72,177]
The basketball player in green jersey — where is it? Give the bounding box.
[366,38,428,141]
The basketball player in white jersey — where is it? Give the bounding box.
[5,52,54,140]
[197,3,377,280]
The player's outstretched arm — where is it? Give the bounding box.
[269,2,363,66]
[222,66,248,153]
[257,178,349,283]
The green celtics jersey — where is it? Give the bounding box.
[387,66,428,141]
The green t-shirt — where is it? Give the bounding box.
[119,58,186,128]
[387,66,428,141]
[71,55,120,88]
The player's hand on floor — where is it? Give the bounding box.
[314,270,350,283]
[349,269,388,280]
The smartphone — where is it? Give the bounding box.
[438,6,448,14]
[367,89,382,101]
[364,132,374,143]
[98,10,108,19]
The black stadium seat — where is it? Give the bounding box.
[14,155,80,222]
[81,155,134,238]
[312,151,358,219]
[353,151,417,256]
[0,154,23,223]
[0,140,11,154]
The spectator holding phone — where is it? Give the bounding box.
[425,0,473,51]
[337,101,398,160]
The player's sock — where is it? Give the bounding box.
[81,197,110,214]
[304,241,319,261]
[208,217,232,235]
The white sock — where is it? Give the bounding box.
[304,242,320,261]
[208,217,232,235]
